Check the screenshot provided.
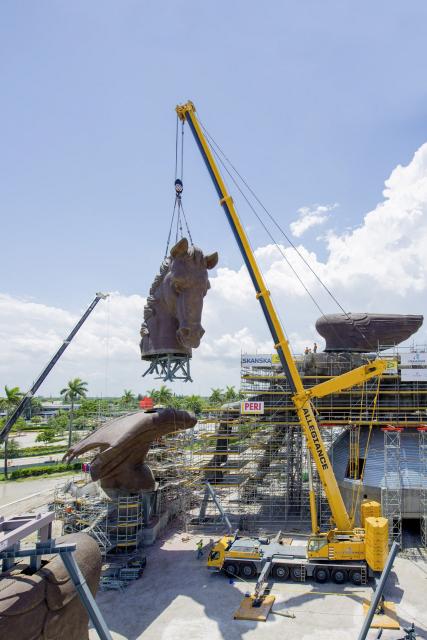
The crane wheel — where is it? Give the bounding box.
[272,565,290,581]
[332,569,348,584]
[313,567,330,583]
[290,566,303,581]
[240,563,256,578]
[224,562,240,577]
[349,569,362,585]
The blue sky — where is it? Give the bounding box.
[1,2,427,395]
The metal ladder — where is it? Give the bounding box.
[90,525,111,556]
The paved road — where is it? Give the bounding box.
[0,474,75,516]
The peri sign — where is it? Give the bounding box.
[241,401,265,415]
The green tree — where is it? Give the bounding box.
[3,385,24,478]
[183,395,204,416]
[209,388,224,405]
[28,397,43,419]
[4,385,23,406]
[36,429,56,445]
[47,411,69,435]
[60,378,88,448]
[169,395,184,410]
[1,436,20,459]
[121,389,135,407]
[146,388,159,402]
[224,385,238,403]
[147,386,174,406]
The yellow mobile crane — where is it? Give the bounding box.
[176,101,389,583]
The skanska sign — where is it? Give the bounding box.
[241,354,272,366]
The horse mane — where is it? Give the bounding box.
[143,244,205,322]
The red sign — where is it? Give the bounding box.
[139,397,154,410]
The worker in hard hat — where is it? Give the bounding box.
[196,539,204,559]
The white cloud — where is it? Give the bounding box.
[0,293,145,397]
[290,203,338,237]
[2,143,427,396]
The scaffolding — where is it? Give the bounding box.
[52,485,144,557]
[419,427,427,549]
[185,348,427,539]
[53,346,427,544]
[381,427,403,548]
[108,496,144,552]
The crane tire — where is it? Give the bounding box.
[224,562,239,578]
[350,569,362,585]
[290,566,303,581]
[332,568,348,584]
[240,562,256,578]
[313,567,330,583]
[272,565,290,581]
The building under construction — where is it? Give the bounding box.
[183,347,427,550]
[50,346,427,553]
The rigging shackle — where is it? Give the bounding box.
[175,178,183,198]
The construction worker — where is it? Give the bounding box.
[196,539,204,559]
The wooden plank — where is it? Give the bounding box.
[362,600,399,630]
[234,595,275,621]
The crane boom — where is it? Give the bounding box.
[176,101,385,531]
[0,292,108,445]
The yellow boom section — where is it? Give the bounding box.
[176,100,384,532]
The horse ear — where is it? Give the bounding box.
[170,237,189,258]
[205,252,218,270]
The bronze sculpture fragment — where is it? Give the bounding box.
[140,237,218,360]
[0,533,101,640]
[315,313,423,352]
[63,408,197,493]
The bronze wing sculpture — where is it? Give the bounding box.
[63,408,197,493]
[316,313,423,352]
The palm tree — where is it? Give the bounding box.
[121,389,135,407]
[224,385,238,403]
[3,386,23,478]
[5,385,23,406]
[183,395,205,416]
[146,388,159,403]
[60,378,88,448]
[209,388,224,406]
[155,385,173,406]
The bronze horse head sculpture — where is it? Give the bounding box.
[140,237,218,359]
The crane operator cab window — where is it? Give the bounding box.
[308,537,328,553]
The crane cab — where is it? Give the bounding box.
[207,535,234,570]
[307,530,365,561]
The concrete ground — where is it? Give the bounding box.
[89,530,427,640]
